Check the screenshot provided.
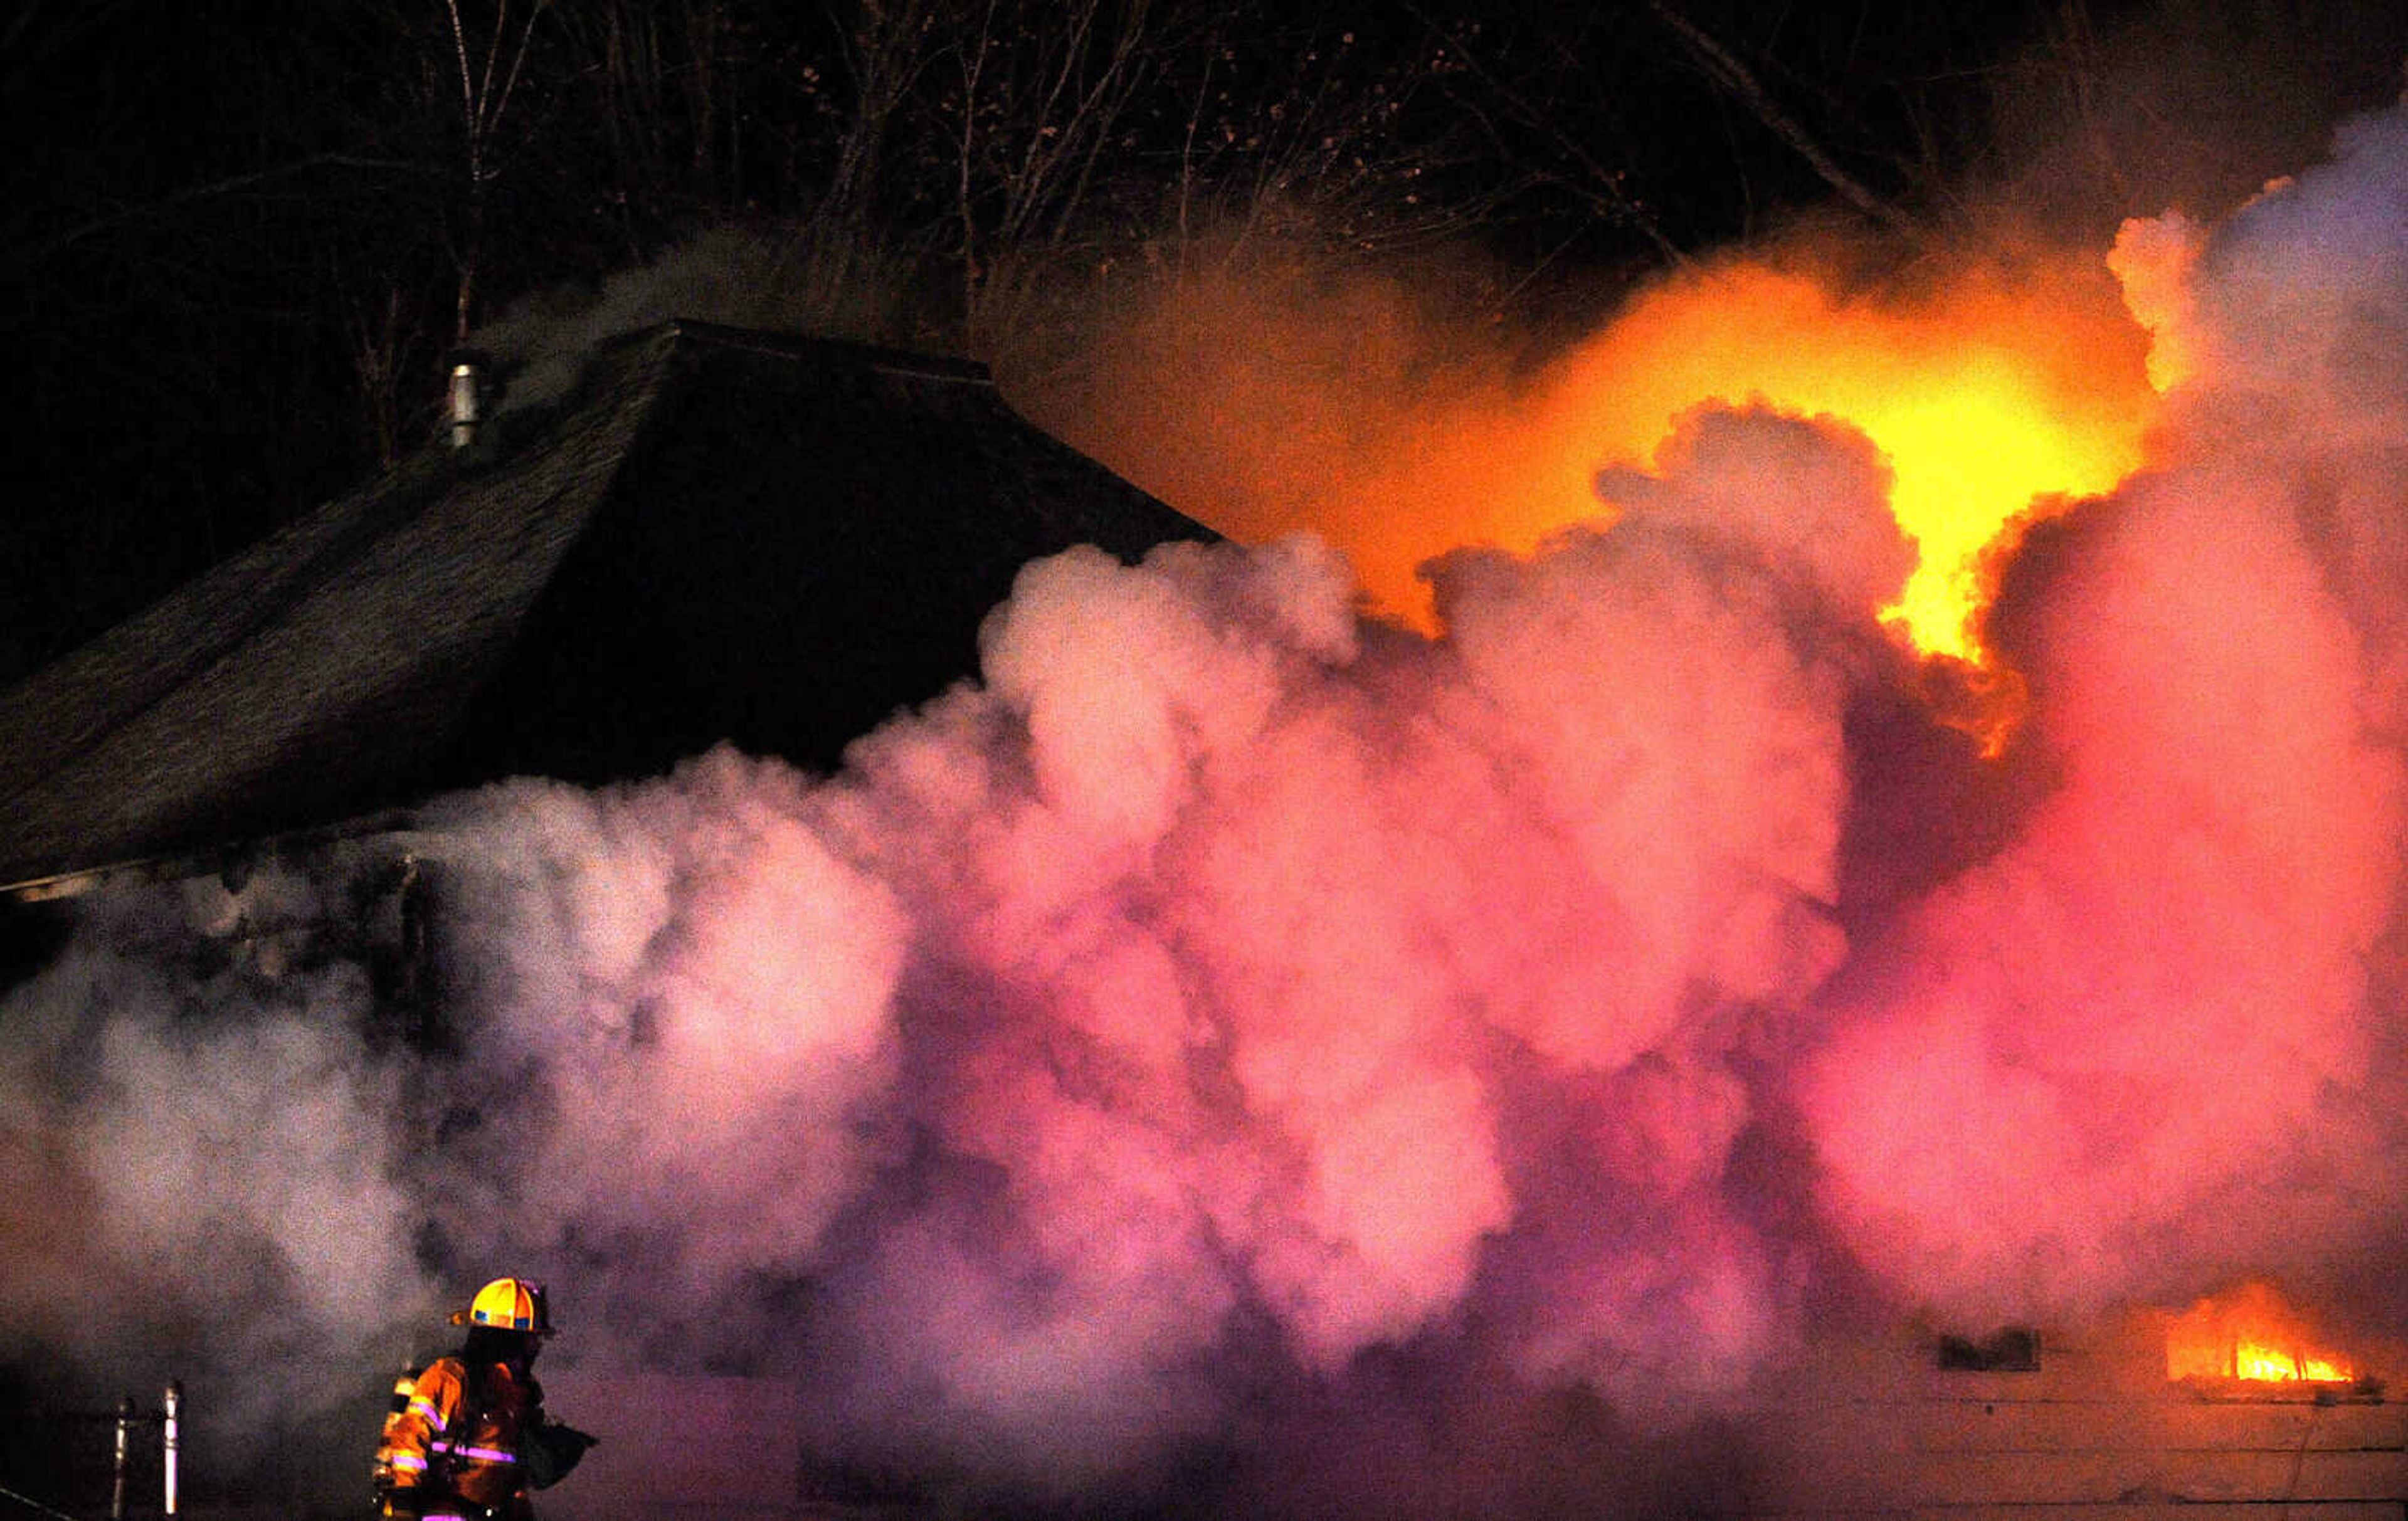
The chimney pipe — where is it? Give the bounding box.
[446,351,488,450]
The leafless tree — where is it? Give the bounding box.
[437,0,554,339]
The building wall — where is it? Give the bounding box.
[1734,1325,2406,1520]
[541,1330,2408,1521]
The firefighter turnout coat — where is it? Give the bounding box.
[374,1355,540,1520]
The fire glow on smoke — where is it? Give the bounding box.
[8,90,2408,1521]
[1055,243,2163,672]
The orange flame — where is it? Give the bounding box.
[1051,244,2163,686]
[1504,255,2161,665]
[2164,1282,2356,1384]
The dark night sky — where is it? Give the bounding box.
[3,0,2404,691]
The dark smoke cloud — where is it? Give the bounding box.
[9,92,2408,1521]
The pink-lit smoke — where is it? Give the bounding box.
[8,93,2408,1521]
[1805,103,2408,1322]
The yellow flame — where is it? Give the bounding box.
[1041,242,2163,688]
[2165,1283,2356,1383]
[2200,1340,2353,1383]
[1525,260,2158,664]
[1826,367,2134,661]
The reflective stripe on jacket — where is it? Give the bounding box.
[371,1355,537,1516]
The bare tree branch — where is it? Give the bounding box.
[1644,0,1914,236]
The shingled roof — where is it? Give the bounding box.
[0,322,1216,893]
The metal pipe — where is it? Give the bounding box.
[110,1395,133,1521]
[162,1381,181,1516]
[448,356,485,449]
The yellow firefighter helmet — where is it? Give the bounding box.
[453,1276,554,1335]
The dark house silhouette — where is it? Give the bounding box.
[0,322,1215,898]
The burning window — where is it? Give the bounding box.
[2163,1282,2357,1385]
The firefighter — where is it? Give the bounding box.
[373,1278,598,1520]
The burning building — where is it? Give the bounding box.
[0,322,1218,1514]
[4,88,2408,1521]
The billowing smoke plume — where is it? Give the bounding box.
[1805,100,2408,1324]
[11,90,2408,1521]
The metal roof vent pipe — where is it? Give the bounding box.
[446,349,490,450]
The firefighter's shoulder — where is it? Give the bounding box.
[409,1356,470,1412]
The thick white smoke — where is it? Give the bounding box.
[1802,95,2408,1325]
[8,91,2408,1521]
[0,868,425,1488]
